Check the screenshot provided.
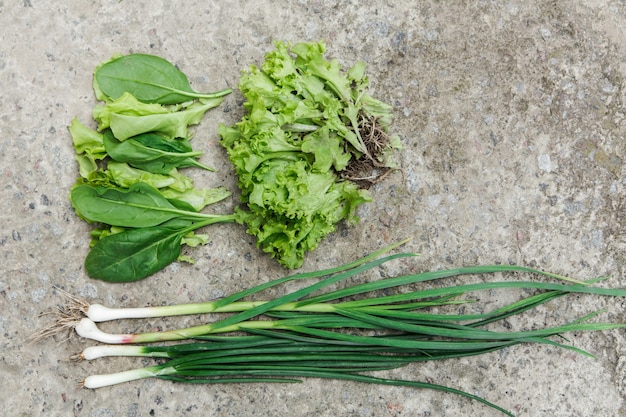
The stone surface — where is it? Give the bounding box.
[1,1,625,416]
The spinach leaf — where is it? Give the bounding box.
[94,54,232,105]
[132,131,194,152]
[103,130,213,174]
[84,215,235,282]
[85,221,189,282]
[70,182,208,227]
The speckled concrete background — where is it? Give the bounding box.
[2,1,626,416]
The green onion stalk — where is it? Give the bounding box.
[38,240,626,417]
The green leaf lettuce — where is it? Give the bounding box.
[220,41,397,268]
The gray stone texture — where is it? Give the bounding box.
[1,1,625,416]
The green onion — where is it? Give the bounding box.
[38,241,626,417]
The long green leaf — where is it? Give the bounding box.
[202,252,416,334]
[343,290,564,325]
[332,307,626,346]
[158,369,514,417]
[209,239,413,310]
[296,265,587,307]
[249,325,517,351]
[70,182,213,227]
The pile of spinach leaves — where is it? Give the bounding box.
[69,54,235,282]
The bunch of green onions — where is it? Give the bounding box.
[40,240,626,417]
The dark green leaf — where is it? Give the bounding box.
[94,54,231,104]
[70,182,205,227]
[132,131,194,153]
[103,130,212,174]
[166,196,201,212]
[85,222,188,282]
